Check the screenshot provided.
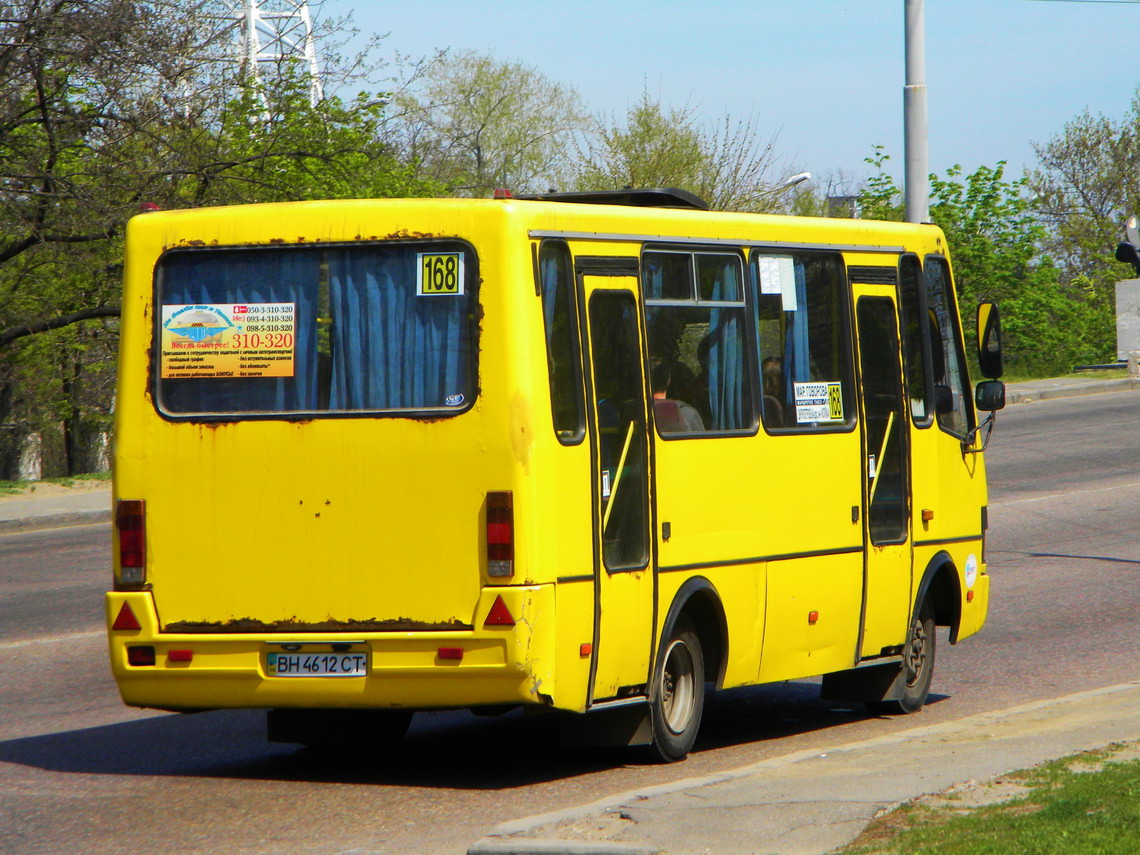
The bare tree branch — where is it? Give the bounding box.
[0,304,120,348]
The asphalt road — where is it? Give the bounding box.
[2,391,1139,855]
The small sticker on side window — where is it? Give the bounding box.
[794,381,844,424]
[417,252,465,296]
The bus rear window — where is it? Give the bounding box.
[155,242,478,418]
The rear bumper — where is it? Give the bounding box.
[106,585,555,712]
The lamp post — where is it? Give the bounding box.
[904,0,929,223]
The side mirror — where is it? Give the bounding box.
[976,302,1003,379]
[975,379,1005,412]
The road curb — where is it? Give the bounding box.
[468,841,659,855]
[0,508,111,534]
[1005,376,1140,404]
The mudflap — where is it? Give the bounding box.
[559,703,653,748]
[820,662,906,703]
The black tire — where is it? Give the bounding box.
[647,616,705,762]
[867,602,936,715]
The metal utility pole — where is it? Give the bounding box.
[239,0,324,121]
[904,0,929,223]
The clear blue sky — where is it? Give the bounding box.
[325,0,1140,187]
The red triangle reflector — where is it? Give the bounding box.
[484,595,515,627]
[113,602,141,631]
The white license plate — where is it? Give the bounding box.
[267,651,368,677]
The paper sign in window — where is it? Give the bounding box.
[758,255,797,311]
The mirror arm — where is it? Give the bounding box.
[962,412,996,455]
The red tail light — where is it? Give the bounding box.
[486,491,513,578]
[116,499,146,587]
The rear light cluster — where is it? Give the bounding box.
[127,646,155,667]
[486,491,513,578]
[116,499,146,587]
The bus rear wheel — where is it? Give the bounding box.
[868,602,936,715]
[648,617,704,762]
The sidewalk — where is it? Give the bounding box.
[1003,373,1140,404]
[469,682,1140,855]
[0,481,110,533]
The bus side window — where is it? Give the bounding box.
[539,241,585,443]
[751,252,854,431]
[642,250,754,436]
[898,255,933,426]
[923,256,974,438]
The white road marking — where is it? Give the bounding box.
[991,479,1140,508]
[0,630,103,650]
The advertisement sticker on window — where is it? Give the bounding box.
[160,303,296,379]
[794,381,844,424]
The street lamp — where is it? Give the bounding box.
[777,172,812,192]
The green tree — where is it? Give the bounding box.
[1028,93,1140,309]
[859,148,1110,375]
[573,90,792,212]
[0,1,434,475]
[393,50,586,196]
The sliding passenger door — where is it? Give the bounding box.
[579,270,655,704]
[852,284,912,657]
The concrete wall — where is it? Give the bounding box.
[1116,278,1140,361]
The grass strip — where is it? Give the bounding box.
[845,743,1140,855]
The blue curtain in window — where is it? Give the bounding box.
[783,260,810,406]
[160,249,320,412]
[541,253,561,344]
[327,248,469,410]
[644,260,666,396]
[707,267,746,430]
[645,259,665,299]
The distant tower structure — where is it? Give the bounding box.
[238,0,324,117]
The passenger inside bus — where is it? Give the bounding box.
[762,356,785,426]
[651,361,705,433]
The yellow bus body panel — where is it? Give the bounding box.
[109,197,990,719]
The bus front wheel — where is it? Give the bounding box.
[648,617,705,762]
[868,602,936,715]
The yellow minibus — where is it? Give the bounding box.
[107,188,1004,761]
